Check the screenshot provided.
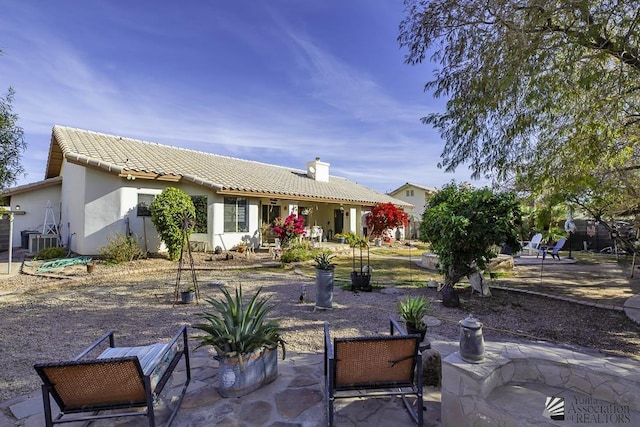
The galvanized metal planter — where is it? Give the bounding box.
[180,290,195,304]
[315,269,334,309]
[217,346,278,397]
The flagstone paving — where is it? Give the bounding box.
[0,343,448,426]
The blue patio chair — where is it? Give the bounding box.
[539,238,567,260]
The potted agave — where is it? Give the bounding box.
[314,252,336,309]
[398,295,431,341]
[193,286,286,397]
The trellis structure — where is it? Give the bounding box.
[174,217,199,305]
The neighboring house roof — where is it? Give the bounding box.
[1,176,62,197]
[40,125,410,207]
[388,182,438,196]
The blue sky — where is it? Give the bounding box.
[0,0,486,193]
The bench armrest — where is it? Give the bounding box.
[74,330,115,361]
[142,326,188,376]
[390,317,408,336]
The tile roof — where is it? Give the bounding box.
[48,126,410,206]
[1,176,62,197]
[388,182,438,195]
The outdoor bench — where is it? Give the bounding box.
[34,326,190,427]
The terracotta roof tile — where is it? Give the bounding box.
[51,126,410,206]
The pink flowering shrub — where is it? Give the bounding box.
[271,214,306,247]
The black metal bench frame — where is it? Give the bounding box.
[34,326,190,427]
[324,318,424,426]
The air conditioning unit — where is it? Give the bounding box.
[28,234,59,254]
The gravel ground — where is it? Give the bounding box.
[1,251,639,403]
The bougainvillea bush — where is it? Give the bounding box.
[365,203,409,238]
[270,213,306,247]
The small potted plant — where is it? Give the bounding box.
[398,295,431,341]
[314,252,336,309]
[193,286,286,397]
[334,233,346,244]
[180,286,196,304]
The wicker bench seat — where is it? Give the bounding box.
[324,318,424,426]
[34,326,190,427]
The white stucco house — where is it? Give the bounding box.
[388,182,437,239]
[3,126,411,256]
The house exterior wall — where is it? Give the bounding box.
[55,163,226,256]
[8,165,372,255]
[389,185,430,219]
[60,162,83,251]
[209,194,260,251]
[8,185,62,246]
[389,184,435,240]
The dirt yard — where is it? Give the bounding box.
[1,248,639,403]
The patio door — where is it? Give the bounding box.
[262,204,281,225]
[261,204,281,245]
[334,209,344,235]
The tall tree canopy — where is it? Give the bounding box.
[0,86,26,191]
[421,183,521,300]
[399,1,640,212]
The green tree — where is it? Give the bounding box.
[0,87,26,190]
[421,183,521,305]
[399,1,640,200]
[149,187,196,261]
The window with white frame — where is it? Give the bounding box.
[224,197,248,232]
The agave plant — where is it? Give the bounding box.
[314,252,336,270]
[192,286,286,367]
[398,295,430,329]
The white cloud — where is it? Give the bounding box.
[2,1,488,192]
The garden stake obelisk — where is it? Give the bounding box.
[174,215,199,305]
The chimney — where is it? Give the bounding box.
[306,157,330,182]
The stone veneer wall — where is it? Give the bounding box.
[420,252,514,272]
[441,342,640,426]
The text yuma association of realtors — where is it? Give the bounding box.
[567,396,631,424]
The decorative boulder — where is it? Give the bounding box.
[422,348,442,387]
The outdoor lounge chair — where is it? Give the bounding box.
[539,237,567,260]
[324,318,424,426]
[522,233,543,255]
[34,326,190,427]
